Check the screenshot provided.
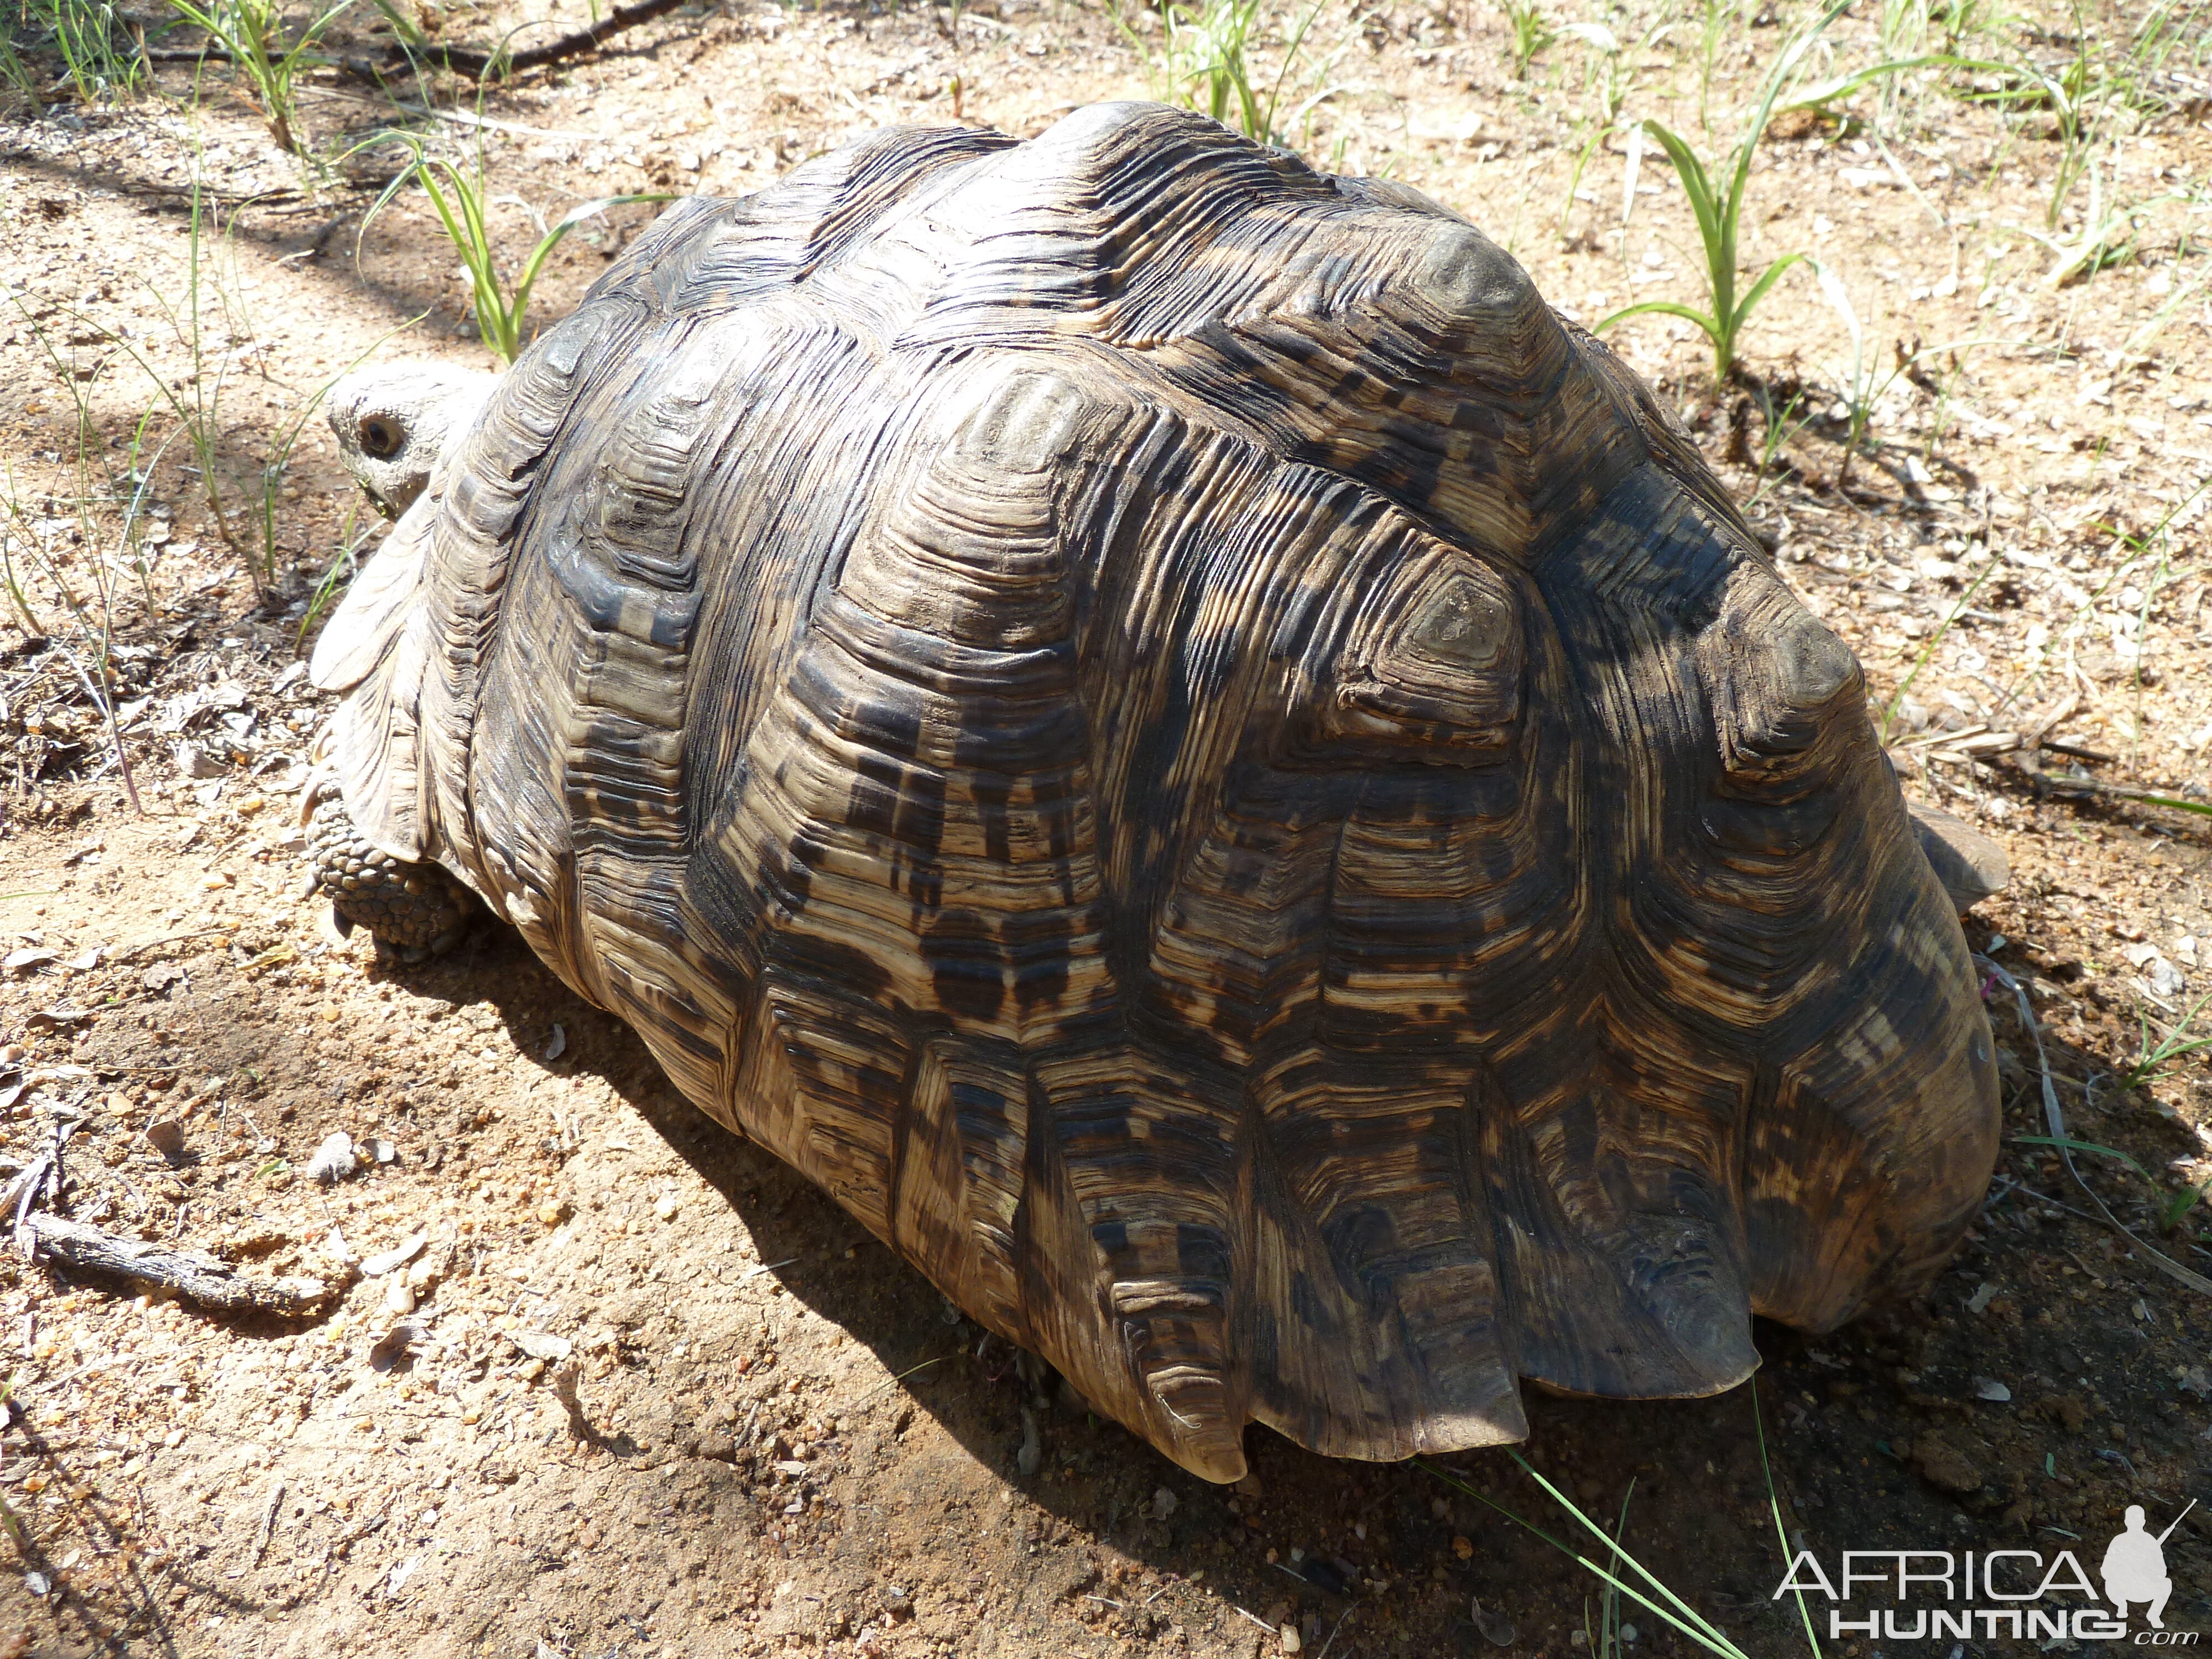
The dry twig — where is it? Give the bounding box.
[23,1214,339,1317]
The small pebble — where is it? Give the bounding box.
[1151,1485,1177,1520]
[1279,1623,1300,1653]
[306,1133,358,1185]
[1473,1598,1517,1646]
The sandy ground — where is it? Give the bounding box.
[0,0,2209,1652]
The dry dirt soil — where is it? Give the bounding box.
[0,0,2209,1653]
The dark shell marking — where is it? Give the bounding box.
[311,103,2000,1482]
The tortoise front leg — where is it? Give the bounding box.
[304,781,479,963]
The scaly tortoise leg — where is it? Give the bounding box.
[304,781,478,963]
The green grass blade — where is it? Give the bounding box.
[1878,550,1996,738]
[2127,794,2212,818]
[1415,1461,1750,1658]
[1728,252,1803,332]
[1773,52,1970,114]
[508,192,675,358]
[1752,1392,1825,1657]
[1593,299,1722,345]
[2011,1134,2154,1182]
[1260,0,1328,139]
[1728,0,1850,224]
[1639,120,1724,259]
[1506,1453,1745,1652]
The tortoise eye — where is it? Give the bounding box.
[359,416,403,460]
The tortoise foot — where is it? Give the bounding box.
[305,786,478,959]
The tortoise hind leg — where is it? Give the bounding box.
[305,784,481,963]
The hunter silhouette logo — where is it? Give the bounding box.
[1776,1499,2202,1644]
[2106,1502,2194,1630]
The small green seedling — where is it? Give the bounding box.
[2128,990,2212,1089]
[1746,382,1813,508]
[361,135,672,365]
[13,0,149,105]
[1115,0,1333,148]
[1597,1,1851,382]
[2162,1178,2210,1235]
[1505,0,1554,80]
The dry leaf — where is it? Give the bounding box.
[360,1234,427,1277]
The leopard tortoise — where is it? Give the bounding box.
[307,102,2002,1483]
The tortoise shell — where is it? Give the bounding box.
[312,102,2000,1483]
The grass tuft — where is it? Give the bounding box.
[165,0,352,155]
[1114,0,1335,149]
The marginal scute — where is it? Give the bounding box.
[317,104,2001,1483]
[309,492,433,696]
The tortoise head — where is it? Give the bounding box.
[327,362,499,519]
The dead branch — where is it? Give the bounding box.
[416,0,694,79]
[23,1214,339,1318]
[158,0,694,88]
